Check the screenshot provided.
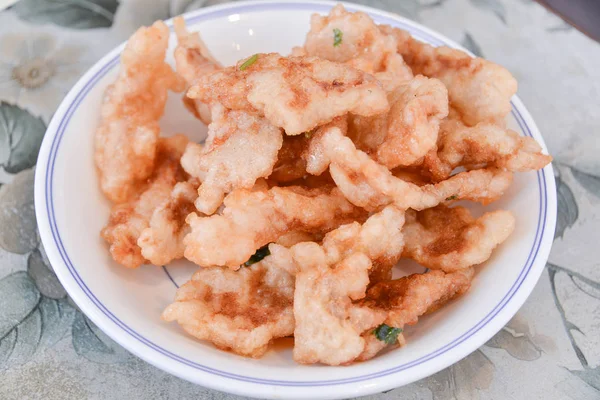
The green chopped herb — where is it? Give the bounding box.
[333,28,343,47]
[239,54,259,71]
[374,324,402,344]
[445,195,458,201]
[243,244,271,266]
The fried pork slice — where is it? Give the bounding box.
[173,17,220,80]
[101,136,189,268]
[309,127,513,211]
[173,17,221,124]
[382,25,517,126]
[303,4,413,91]
[402,206,515,272]
[183,185,363,268]
[95,21,185,203]
[290,206,405,365]
[422,120,552,181]
[322,205,405,284]
[293,250,386,365]
[180,104,283,214]
[187,53,389,135]
[137,179,198,266]
[349,76,449,168]
[374,52,415,93]
[355,268,473,360]
[162,254,295,358]
[364,268,474,328]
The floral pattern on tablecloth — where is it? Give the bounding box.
[0,0,599,399]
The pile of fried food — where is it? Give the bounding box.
[94,5,551,365]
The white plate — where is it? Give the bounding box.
[34,1,557,399]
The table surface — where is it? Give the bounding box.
[1,0,599,399]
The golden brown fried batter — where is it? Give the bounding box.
[423,120,552,181]
[354,268,473,360]
[402,205,515,272]
[305,4,395,70]
[303,4,413,92]
[187,53,389,135]
[349,75,448,168]
[101,136,189,268]
[382,25,517,126]
[364,268,474,328]
[321,205,405,273]
[293,250,387,365]
[183,185,364,268]
[137,179,199,266]
[310,126,513,211]
[173,17,221,124]
[430,167,514,206]
[180,104,283,214]
[436,121,553,171]
[162,256,295,358]
[374,52,415,93]
[95,21,185,204]
[290,206,405,365]
[173,17,220,81]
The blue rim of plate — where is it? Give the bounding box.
[42,1,548,387]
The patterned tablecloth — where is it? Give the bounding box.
[0,0,599,399]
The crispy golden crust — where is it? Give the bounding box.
[137,179,199,266]
[422,120,552,181]
[188,53,389,135]
[173,17,220,125]
[303,4,413,92]
[289,206,404,365]
[95,22,185,204]
[363,268,474,328]
[305,4,394,69]
[382,25,517,126]
[402,205,515,272]
[349,75,449,168]
[101,136,189,268]
[183,185,364,268]
[293,251,387,365]
[173,17,220,82]
[162,256,295,358]
[180,104,283,214]
[310,126,513,211]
